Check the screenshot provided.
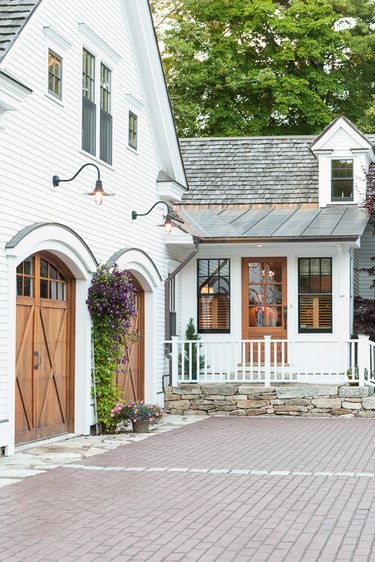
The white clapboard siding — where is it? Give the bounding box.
[0,0,172,425]
[358,223,375,299]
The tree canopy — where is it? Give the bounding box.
[151,0,375,136]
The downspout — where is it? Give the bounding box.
[161,239,200,392]
[164,238,200,341]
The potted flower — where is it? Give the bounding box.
[110,400,165,433]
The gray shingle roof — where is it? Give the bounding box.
[179,136,318,205]
[0,0,41,63]
[176,205,369,241]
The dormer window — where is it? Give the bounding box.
[331,159,353,202]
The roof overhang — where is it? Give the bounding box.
[174,204,369,243]
[0,71,32,128]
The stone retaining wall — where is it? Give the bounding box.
[164,384,375,418]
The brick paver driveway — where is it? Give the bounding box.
[2,417,375,562]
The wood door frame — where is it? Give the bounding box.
[15,251,75,443]
[242,257,287,341]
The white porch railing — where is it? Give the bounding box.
[165,335,374,387]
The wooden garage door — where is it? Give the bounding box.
[15,254,74,445]
[115,276,144,401]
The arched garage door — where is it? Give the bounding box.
[15,253,74,444]
[115,275,144,402]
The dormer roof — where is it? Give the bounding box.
[309,115,375,154]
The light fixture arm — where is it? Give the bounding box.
[52,162,101,188]
[131,201,170,221]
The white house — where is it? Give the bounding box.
[0,0,187,455]
[166,117,375,387]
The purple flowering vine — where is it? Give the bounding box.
[87,264,137,427]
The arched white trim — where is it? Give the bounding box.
[5,223,97,454]
[107,247,163,403]
[108,247,162,290]
[6,222,97,277]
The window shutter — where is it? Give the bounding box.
[82,96,96,155]
[100,109,112,165]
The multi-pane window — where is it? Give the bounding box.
[198,259,230,333]
[128,111,138,150]
[16,257,34,297]
[40,258,67,301]
[82,48,96,155]
[100,63,112,164]
[298,258,332,333]
[331,160,353,201]
[16,257,66,301]
[48,50,62,99]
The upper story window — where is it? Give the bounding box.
[298,258,332,333]
[48,50,62,99]
[100,63,112,164]
[331,159,353,202]
[128,111,138,150]
[82,49,112,164]
[198,259,230,333]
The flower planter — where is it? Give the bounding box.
[132,420,150,433]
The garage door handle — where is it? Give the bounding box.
[33,351,42,370]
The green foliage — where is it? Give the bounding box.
[151,0,375,136]
[179,318,205,380]
[87,264,136,429]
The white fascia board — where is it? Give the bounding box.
[311,117,373,153]
[0,72,32,126]
[156,179,185,202]
[121,0,187,191]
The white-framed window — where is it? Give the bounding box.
[48,49,62,99]
[128,110,138,150]
[331,159,353,202]
[43,27,72,105]
[82,48,112,165]
[298,258,332,333]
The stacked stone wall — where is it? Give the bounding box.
[164,384,375,418]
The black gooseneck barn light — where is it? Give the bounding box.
[131,201,173,234]
[52,162,114,206]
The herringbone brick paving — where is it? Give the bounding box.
[1,417,375,561]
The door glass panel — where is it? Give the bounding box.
[249,262,263,283]
[40,279,48,299]
[24,278,32,297]
[40,259,48,278]
[266,285,282,305]
[17,276,22,296]
[248,260,284,328]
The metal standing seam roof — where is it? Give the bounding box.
[176,205,369,241]
[0,0,41,63]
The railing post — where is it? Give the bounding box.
[264,335,271,387]
[171,336,179,387]
[357,335,370,387]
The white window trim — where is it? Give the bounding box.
[126,94,144,154]
[43,27,72,106]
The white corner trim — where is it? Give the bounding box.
[125,92,145,111]
[43,27,72,51]
[78,23,121,64]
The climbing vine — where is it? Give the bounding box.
[87,264,137,428]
